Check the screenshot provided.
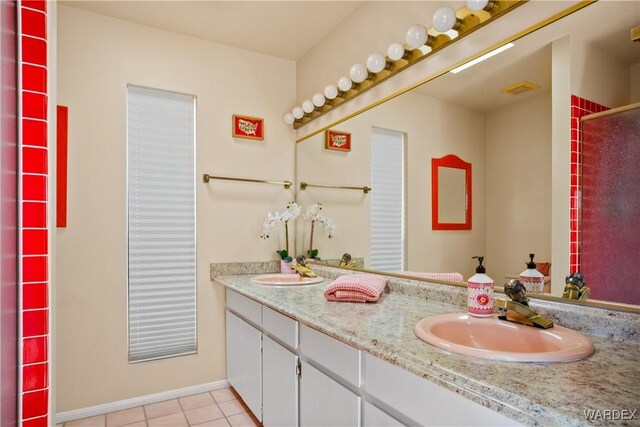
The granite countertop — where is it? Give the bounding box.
[212,266,640,427]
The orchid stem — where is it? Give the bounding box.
[309,220,315,256]
[285,220,289,254]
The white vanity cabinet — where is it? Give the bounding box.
[262,335,298,426]
[365,354,518,426]
[225,310,262,420]
[300,361,360,426]
[299,323,361,426]
[224,288,519,427]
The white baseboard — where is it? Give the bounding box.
[55,379,230,424]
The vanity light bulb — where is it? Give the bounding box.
[312,93,326,107]
[324,84,338,100]
[406,24,428,49]
[366,53,387,74]
[432,6,457,33]
[337,76,352,92]
[292,106,304,119]
[283,112,295,125]
[467,0,489,11]
[302,100,315,114]
[349,63,368,83]
[387,42,406,61]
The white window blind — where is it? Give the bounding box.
[127,86,196,362]
[370,128,405,271]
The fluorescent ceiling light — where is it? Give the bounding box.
[450,43,515,74]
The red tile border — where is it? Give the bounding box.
[22,174,47,201]
[21,1,46,13]
[22,309,48,338]
[23,202,47,228]
[20,8,46,39]
[22,416,48,427]
[23,283,48,310]
[22,389,48,419]
[22,229,48,255]
[21,36,46,67]
[23,363,47,392]
[22,91,47,120]
[22,64,47,94]
[20,2,49,421]
[22,256,47,283]
[22,146,47,174]
[23,337,47,365]
[22,119,47,147]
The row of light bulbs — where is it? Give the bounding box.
[283,0,494,125]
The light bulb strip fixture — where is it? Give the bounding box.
[285,0,523,130]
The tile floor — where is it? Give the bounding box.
[57,387,261,427]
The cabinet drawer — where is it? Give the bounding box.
[365,354,519,426]
[226,289,261,326]
[263,305,298,348]
[299,324,360,387]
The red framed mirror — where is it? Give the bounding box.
[431,154,472,230]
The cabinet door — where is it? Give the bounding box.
[263,336,298,427]
[364,402,405,427]
[226,310,262,420]
[300,362,360,427]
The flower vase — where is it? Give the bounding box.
[280,260,295,274]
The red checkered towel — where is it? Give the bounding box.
[400,272,464,282]
[324,274,387,303]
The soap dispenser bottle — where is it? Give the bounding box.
[519,253,544,294]
[468,256,494,317]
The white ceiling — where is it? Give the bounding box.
[60,1,363,61]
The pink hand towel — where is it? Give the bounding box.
[324,274,387,303]
[400,272,464,282]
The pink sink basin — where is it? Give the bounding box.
[414,313,594,362]
[251,274,324,286]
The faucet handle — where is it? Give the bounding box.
[504,279,529,305]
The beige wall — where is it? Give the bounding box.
[56,6,295,411]
[486,91,552,284]
[571,39,631,108]
[296,91,486,279]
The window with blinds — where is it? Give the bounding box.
[370,128,405,272]
[127,86,196,362]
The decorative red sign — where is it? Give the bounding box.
[325,129,351,152]
[232,115,264,140]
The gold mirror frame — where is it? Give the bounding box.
[298,0,640,314]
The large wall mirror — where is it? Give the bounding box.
[294,1,640,310]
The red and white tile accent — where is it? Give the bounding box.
[19,1,50,425]
[569,95,608,274]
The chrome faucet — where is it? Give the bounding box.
[495,279,554,329]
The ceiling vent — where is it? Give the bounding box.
[503,81,539,95]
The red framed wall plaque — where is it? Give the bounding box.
[232,114,264,140]
[325,129,351,151]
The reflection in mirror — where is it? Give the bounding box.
[295,1,640,309]
[581,105,640,306]
[438,168,466,223]
[432,155,471,230]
